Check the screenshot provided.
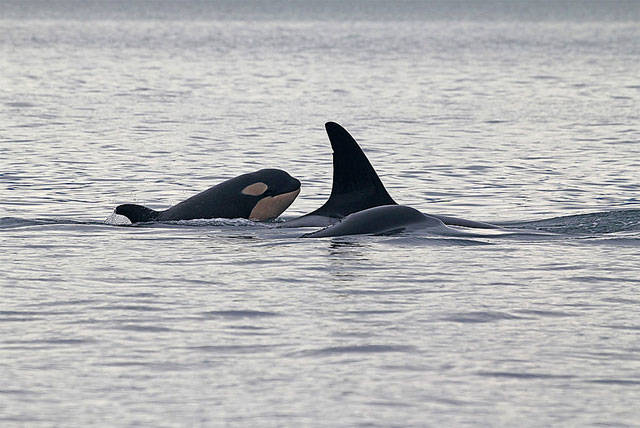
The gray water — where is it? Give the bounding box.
[2,1,640,426]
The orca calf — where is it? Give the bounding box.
[114,168,301,224]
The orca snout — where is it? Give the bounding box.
[277,171,301,195]
[246,169,301,221]
[285,175,302,194]
[257,168,301,196]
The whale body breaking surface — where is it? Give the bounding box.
[108,122,554,239]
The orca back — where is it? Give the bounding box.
[302,205,440,238]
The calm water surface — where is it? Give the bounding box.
[1,1,640,426]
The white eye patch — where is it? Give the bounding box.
[241,182,268,196]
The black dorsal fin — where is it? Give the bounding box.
[306,122,396,218]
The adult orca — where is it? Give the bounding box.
[113,168,301,224]
[280,122,397,227]
[302,205,552,238]
[282,122,497,230]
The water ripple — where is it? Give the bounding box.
[200,310,281,319]
[441,311,525,323]
[476,371,575,380]
[295,345,417,357]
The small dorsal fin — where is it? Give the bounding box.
[306,122,396,218]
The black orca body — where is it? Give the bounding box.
[283,122,498,230]
[114,169,301,224]
[303,205,552,238]
[302,205,443,238]
[281,122,396,228]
